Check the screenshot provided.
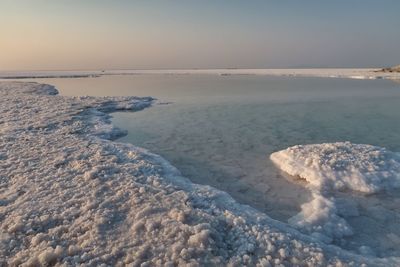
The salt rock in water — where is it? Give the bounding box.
[270,142,400,193]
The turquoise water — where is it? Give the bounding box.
[11,74,400,256]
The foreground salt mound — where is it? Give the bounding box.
[270,142,400,193]
[1,82,398,266]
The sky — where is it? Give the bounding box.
[0,0,399,71]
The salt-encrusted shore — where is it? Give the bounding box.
[1,68,400,80]
[1,82,399,266]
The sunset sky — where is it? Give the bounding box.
[1,0,399,71]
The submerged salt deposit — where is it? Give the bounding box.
[1,82,399,266]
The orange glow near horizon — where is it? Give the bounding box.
[1,1,399,71]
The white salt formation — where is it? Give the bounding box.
[271,143,400,251]
[270,142,400,193]
[1,82,398,266]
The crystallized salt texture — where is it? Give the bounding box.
[270,142,400,193]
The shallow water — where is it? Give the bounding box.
[8,74,400,256]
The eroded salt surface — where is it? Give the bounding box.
[1,82,398,266]
[271,143,400,252]
[271,142,400,193]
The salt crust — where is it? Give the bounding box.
[271,142,400,194]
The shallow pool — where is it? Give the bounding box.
[12,74,400,256]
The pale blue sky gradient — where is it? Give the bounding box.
[1,0,399,70]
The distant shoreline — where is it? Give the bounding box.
[1,68,400,80]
